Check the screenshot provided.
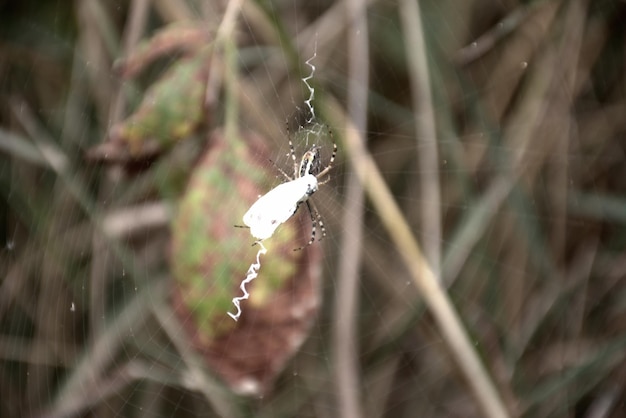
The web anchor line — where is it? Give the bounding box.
[227,241,267,321]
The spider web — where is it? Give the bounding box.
[2,1,625,417]
[227,37,331,322]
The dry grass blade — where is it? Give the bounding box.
[399,0,441,279]
[324,96,510,418]
[3,0,626,416]
[333,0,369,416]
[45,281,162,417]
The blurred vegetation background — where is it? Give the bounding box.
[1,0,626,417]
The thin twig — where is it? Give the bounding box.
[102,202,171,237]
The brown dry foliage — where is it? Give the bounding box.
[0,0,625,417]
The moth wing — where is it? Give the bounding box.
[243,181,303,240]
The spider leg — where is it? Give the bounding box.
[285,121,299,178]
[310,200,326,241]
[293,200,317,251]
[326,127,337,164]
[288,138,299,178]
[317,175,332,186]
[315,130,337,179]
[269,158,293,182]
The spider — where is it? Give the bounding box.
[242,128,337,251]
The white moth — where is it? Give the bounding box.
[243,174,318,241]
